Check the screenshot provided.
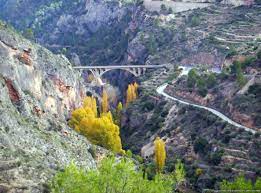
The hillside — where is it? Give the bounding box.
[0,22,100,192]
[0,0,260,192]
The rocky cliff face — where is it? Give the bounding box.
[0,0,139,66]
[0,22,97,193]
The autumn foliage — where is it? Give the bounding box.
[69,96,124,153]
[102,89,109,113]
[154,137,166,173]
[115,102,123,126]
[126,82,139,106]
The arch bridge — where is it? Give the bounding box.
[73,65,166,80]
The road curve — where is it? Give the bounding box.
[156,83,256,134]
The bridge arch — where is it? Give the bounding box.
[89,67,145,79]
[74,65,166,85]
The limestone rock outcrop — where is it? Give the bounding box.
[0,22,97,193]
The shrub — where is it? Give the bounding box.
[221,175,261,191]
[174,159,186,184]
[51,156,174,193]
[126,150,133,158]
[190,16,200,27]
[257,50,261,59]
[187,69,199,88]
[160,4,167,11]
[206,73,217,89]
[226,46,237,58]
[236,71,247,87]
[241,56,256,68]
[208,150,223,165]
[195,168,203,176]
[193,137,209,154]
[142,101,155,111]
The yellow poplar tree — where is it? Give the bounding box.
[68,107,95,132]
[69,96,124,153]
[154,137,166,173]
[115,102,123,126]
[133,82,139,96]
[102,89,109,113]
[83,96,97,117]
[126,83,139,107]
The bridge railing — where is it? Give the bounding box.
[73,65,166,69]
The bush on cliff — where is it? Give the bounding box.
[51,156,174,193]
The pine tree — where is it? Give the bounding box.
[154,137,166,173]
[102,89,109,113]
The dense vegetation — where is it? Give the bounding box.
[51,156,175,193]
[69,95,124,153]
[221,175,261,192]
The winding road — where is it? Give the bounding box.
[156,67,256,134]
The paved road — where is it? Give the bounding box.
[156,67,256,134]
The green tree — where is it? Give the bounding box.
[197,77,208,97]
[236,71,247,87]
[221,175,261,192]
[23,28,34,40]
[187,69,198,88]
[174,159,186,184]
[51,156,174,193]
[206,73,217,89]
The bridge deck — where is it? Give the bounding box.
[73,65,166,69]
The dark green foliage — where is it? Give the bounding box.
[240,56,256,68]
[187,69,199,88]
[230,60,247,87]
[142,101,155,111]
[208,150,223,165]
[146,34,157,54]
[168,7,173,14]
[231,60,242,74]
[248,84,261,97]
[190,16,200,27]
[193,137,210,154]
[197,77,208,97]
[236,71,247,87]
[226,46,237,58]
[23,28,34,40]
[206,73,217,89]
[160,4,167,11]
[144,162,157,180]
[257,50,261,59]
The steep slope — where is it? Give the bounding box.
[0,22,97,193]
[122,64,261,191]
[0,0,137,65]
